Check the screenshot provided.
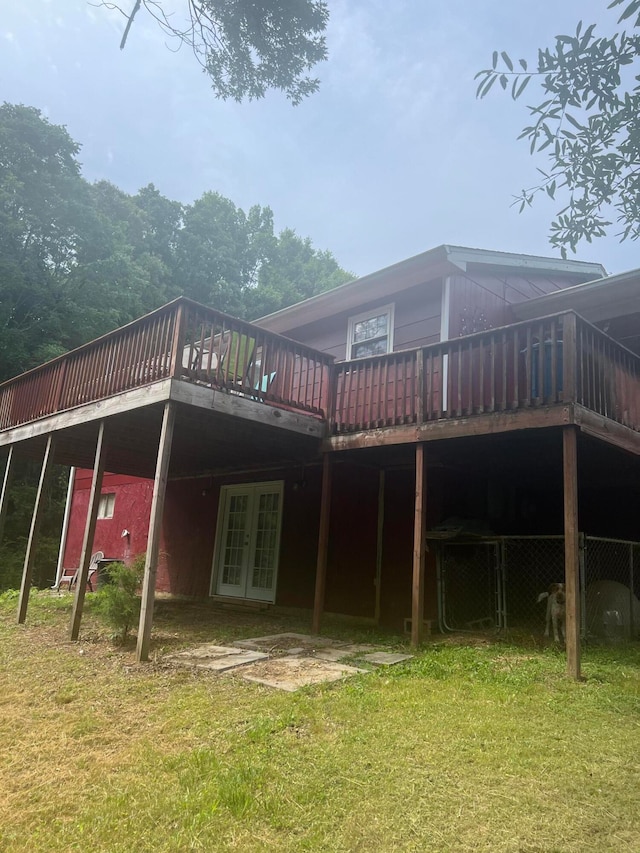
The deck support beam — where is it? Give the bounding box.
[312,453,332,635]
[70,424,107,640]
[0,446,16,547]
[136,401,176,662]
[374,469,385,624]
[17,435,56,624]
[411,443,427,647]
[563,425,581,680]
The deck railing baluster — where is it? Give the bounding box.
[2,305,640,436]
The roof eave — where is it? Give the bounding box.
[254,244,606,334]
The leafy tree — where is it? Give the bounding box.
[133,184,183,278]
[0,103,92,381]
[67,180,173,340]
[105,0,329,104]
[475,0,640,256]
[0,457,68,591]
[0,102,351,592]
[94,556,145,643]
[245,228,352,319]
[175,191,261,315]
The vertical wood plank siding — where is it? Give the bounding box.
[332,313,640,434]
[0,299,334,430]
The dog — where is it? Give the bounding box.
[537,583,566,642]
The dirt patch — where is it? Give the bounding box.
[233,632,340,654]
[240,656,365,691]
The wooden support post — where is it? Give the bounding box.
[411,443,427,647]
[70,424,107,640]
[136,402,176,662]
[17,436,56,624]
[169,301,187,378]
[415,349,424,424]
[312,453,332,635]
[54,466,76,590]
[563,425,581,680]
[0,446,16,547]
[374,469,385,624]
[562,312,577,404]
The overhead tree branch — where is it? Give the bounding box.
[99,0,329,104]
[120,0,142,49]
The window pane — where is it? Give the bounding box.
[353,338,388,359]
[98,493,116,519]
[353,314,388,344]
[252,492,280,589]
[222,495,248,586]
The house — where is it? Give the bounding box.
[1,244,639,678]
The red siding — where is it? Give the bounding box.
[324,462,379,618]
[63,470,153,573]
[160,468,322,605]
[157,480,218,596]
[281,278,443,360]
[379,468,442,630]
[64,462,444,629]
[447,271,588,339]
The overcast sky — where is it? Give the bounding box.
[1,0,636,278]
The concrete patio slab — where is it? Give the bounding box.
[167,644,268,672]
[240,656,365,692]
[313,644,377,662]
[232,632,342,653]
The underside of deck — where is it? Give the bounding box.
[325,402,640,458]
[0,378,324,479]
[1,299,639,679]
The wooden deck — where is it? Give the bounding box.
[0,303,639,457]
[330,312,640,452]
[0,298,334,435]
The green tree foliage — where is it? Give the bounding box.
[94,555,145,643]
[175,191,265,316]
[0,103,92,379]
[68,180,172,338]
[0,457,68,591]
[108,0,329,104]
[475,0,640,256]
[0,102,350,382]
[245,228,352,319]
[0,103,350,590]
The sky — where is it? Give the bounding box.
[1,0,637,279]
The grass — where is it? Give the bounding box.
[0,591,638,852]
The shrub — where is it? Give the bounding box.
[94,555,145,643]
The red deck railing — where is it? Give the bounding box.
[1,305,638,439]
[178,301,334,416]
[333,312,640,434]
[0,298,334,430]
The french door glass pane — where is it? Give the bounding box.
[251,492,280,589]
[222,494,248,586]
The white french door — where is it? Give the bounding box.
[211,481,284,602]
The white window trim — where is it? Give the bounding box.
[97,492,116,520]
[346,303,395,360]
[210,480,284,603]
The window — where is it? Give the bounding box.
[347,304,394,359]
[97,493,116,519]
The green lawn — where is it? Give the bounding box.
[0,592,638,852]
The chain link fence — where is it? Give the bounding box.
[437,542,504,633]
[583,537,639,641]
[437,534,640,641]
